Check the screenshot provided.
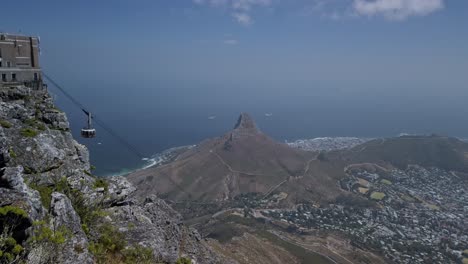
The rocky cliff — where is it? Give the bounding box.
[0,85,233,264]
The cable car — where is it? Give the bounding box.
[81,109,96,138]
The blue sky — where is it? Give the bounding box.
[2,0,468,119]
[2,0,467,87]
[3,0,468,174]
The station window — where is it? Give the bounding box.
[12,73,16,81]
[1,74,6,82]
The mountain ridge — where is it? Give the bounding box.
[129,114,468,208]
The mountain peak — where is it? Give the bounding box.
[233,113,258,132]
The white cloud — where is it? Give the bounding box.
[224,39,239,45]
[194,0,272,25]
[194,0,444,24]
[353,0,444,20]
[233,12,252,25]
[231,0,272,11]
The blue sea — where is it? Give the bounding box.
[47,79,468,176]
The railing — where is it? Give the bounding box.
[0,80,46,90]
[23,80,46,90]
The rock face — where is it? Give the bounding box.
[0,84,233,264]
[105,196,234,264]
[0,166,44,221]
[49,192,93,264]
[233,113,258,132]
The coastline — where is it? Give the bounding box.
[103,145,195,177]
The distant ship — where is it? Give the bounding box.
[208,116,216,120]
[265,113,273,117]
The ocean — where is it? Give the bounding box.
[47,79,468,177]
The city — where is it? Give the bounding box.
[255,165,468,264]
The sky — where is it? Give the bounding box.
[2,0,468,122]
[2,0,467,89]
[2,0,468,174]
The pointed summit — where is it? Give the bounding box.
[129,111,313,203]
[233,113,258,132]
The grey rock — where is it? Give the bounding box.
[49,192,93,264]
[0,166,44,220]
[105,195,234,264]
[105,176,137,205]
[42,111,69,131]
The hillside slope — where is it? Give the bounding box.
[129,113,316,202]
[342,135,468,173]
[127,113,355,205]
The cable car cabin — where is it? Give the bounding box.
[81,128,96,138]
[81,109,96,138]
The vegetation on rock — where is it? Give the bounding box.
[24,118,46,131]
[20,127,38,137]
[30,220,70,245]
[370,192,386,201]
[0,119,12,128]
[0,206,29,263]
[89,223,155,264]
[176,257,192,264]
[93,178,109,192]
[8,147,16,159]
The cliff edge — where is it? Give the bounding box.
[0,85,233,264]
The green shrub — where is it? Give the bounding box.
[23,167,36,174]
[31,221,69,245]
[122,245,155,264]
[89,224,126,263]
[0,206,28,218]
[32,184,54,210]
[24,118,37,127]
[24,118,46,131]
[54,177,69,193]
[69,188,105,229]
[0,119,12,128]
[49,126,68,132]
[36,123,46,131]
[89,226,156,264]
[29,176,76,210]
[20,127,38,137]
[29,220,70,264]
[93,179,109,192]
[0,206,28,263]
[0,236,23,263]
[176,257,192,264]
[8,147,17,158]
[127,223,135,230]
